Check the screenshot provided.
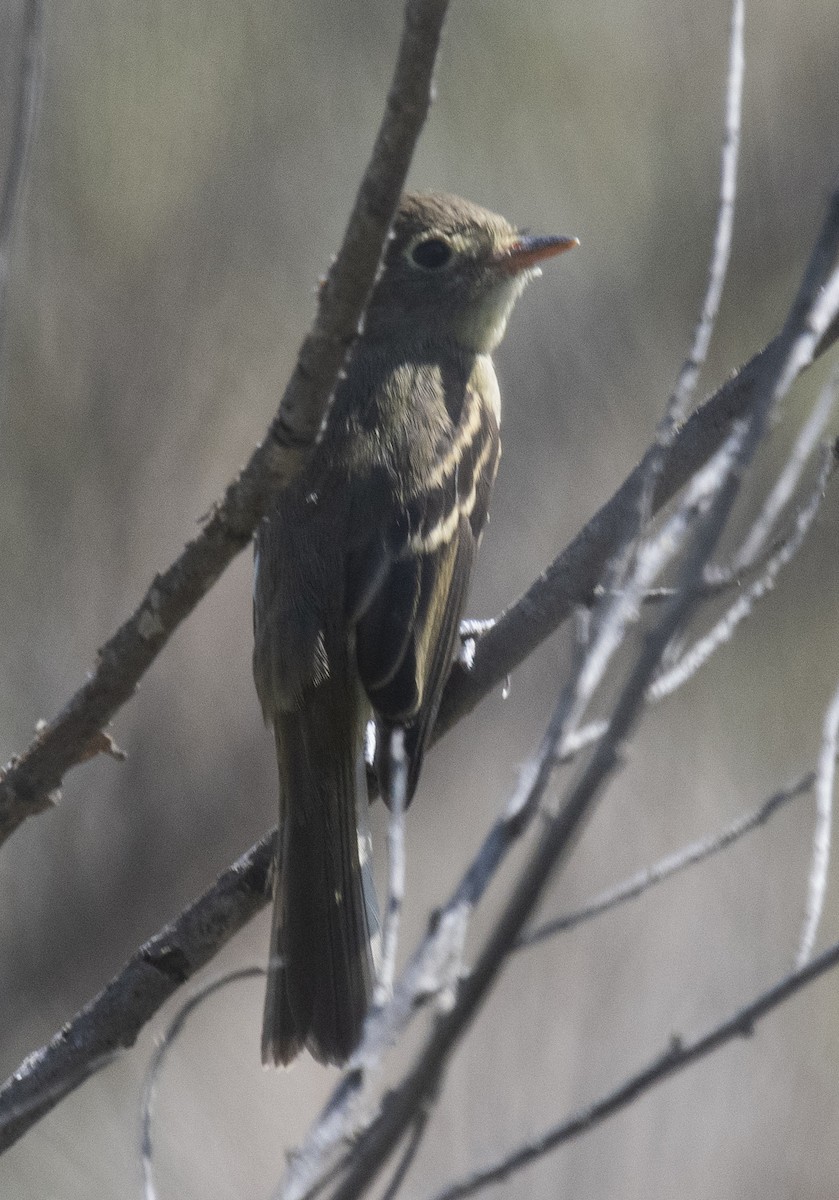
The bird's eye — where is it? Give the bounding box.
[410,238,453,270]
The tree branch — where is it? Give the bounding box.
[632,0,743,544]
[660,0,743,428]
[796,677,839,966]
[518,769,815,951]
[724,359,839,575]
[140,967,265,1200]
[0,0,451,846]
[649,442,836,700]
[427,933,839,1200]
[0,834,274,1154]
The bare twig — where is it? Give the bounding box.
[625,0,743,580]
[0,833,274,1154]
[378,1109,432,1200]
[562,425,748,739]
[556,453,833,760]
[0,0,43,363]
[797,680,839,966]
[375,731,408,1004]
[664,0,744,433]
[555,718,607,762]
[720,360,839,578]
[649,445,836,700]
[426,934,839,1200]
[569,440,834,725]
[140,968,264,1200]
[519,770,815,951]
[570,178,839,743]
[0,0,451,846]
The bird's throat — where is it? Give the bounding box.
[450,273,532,353]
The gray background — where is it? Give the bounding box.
[2,0,839,1196]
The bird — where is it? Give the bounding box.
[252,191,577,1066]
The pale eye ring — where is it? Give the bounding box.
[410,237,453,270]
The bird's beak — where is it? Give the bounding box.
[494,233,579,274]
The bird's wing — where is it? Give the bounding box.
[354,361,501,804]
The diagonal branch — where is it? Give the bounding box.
[140,967,265,1200]
[649,443,837,700]
[0,834,274,1154]
[629,0,744,546]
[659,0,744,431]
[0,0,451,846]
[796,677,839,966]
[427,933,839,1200]
[725,359,839,575]
[518,769,815,951]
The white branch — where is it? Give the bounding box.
[797,681,839,966]
[722,360,839,576]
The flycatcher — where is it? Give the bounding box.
[253,192,577,1065]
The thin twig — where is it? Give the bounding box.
[562,425,748,740]
[0,0,44,365]
[0,833,274,1154]
[629,0,743,562]
[140,968,264,1200]
[564,448,834,743]
[0,0,451,846]
[590,0,744,654]
[379,1109,432,1200]
[555,719,607,762]
[375,730,408,1004]
[649,444,836,700]
[720,359,839,578]
[519,770,815,951]
[662,0,744,435]
[797,680,839,966]
[561,457,832,757]
[426,934,839,1200]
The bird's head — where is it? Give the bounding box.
[363,191,578,353]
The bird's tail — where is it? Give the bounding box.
[262,679,379,1067]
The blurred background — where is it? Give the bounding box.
[2,0,839,1196]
